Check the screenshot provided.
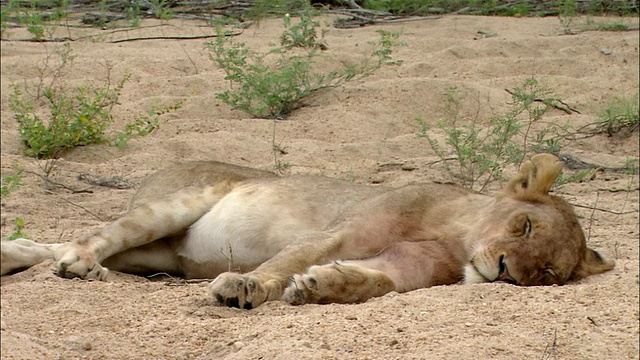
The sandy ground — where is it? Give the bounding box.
[1,14,639,360]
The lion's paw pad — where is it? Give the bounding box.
[208,272,269,310]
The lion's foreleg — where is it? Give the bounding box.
[282,240,466,305]
[282,262,395,305]
[208,232,346,309]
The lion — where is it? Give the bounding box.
[0,154,614,309]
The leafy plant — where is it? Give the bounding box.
[271,121,292,173]
[556,168,597,186]
[595,22,630,31]
[417,87,523,191]
[26,42,76,102]
[150,0,174,20]
[125,2,142,27]
[1,0,70,40]
[595,93,639,135]
[10,44,183,161]
[280,13,325,50]
[507,78,572,156]
[112,100,184,148]
[511,2,530,16]
[12,77,183,160]
[559,0,578,34]
[417,79,572,191]
[11,73,129,159]
[4,217,30,240]
[208,19,402,119]
[1,165,24,202]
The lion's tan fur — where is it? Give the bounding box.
[0,154,614,309]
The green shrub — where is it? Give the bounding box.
[4,217,30,240]
[596,93,639,135]
[11,74,183,160]
[280,13,325,50]
[11,74,129,159]
[208,18,403,119]
[418,78,571,191]
[1,165,24,202]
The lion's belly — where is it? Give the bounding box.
[176,180,336,270]
[177,177,389,277]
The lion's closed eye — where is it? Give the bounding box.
[510,214,532,237]
[543,268,557,278]
[524,217,532,237]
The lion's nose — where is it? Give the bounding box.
[498,255,517,284]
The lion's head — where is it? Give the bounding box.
[464,154,615,286]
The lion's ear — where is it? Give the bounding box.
[571,248,615,281]
[504,154,563,196]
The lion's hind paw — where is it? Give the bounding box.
[55,247,108,280]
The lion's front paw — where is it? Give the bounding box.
[55,246,108,280]
[282,262,395,305]
[207,272,280,310]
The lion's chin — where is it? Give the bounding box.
[462,264,491,284]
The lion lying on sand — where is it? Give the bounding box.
[0,154,614,309]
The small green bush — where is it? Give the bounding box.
[11,74,128,159]
[596,93,639,135]
[208,17,403,119]
[1,165,24,202]
[11,74,183,160]
[9,43,182,160]
[4,217,30,240]
[280,13,325,50]
[418,78,571,191]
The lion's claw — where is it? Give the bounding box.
[208,272,276,310]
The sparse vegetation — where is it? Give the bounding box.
[4,217,30,240]
[1,0,70,39]
[12,77,182,159]
[595,22,631,31]
[271,121,293,173]
[1,165,24,202]
[559,0,578,33]
[595,93,639,135]
[245,0,315,20]
[417,78,572,191]
[564,13,637,33]
[11,73,128,159]
[556,168,598,185]
[208,17,403,119]
[149,0,174,20]
[574,93,639,137]
[9,45,182,164]
[353,0,638,16]
[280,13,326,50]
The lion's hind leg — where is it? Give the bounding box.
[101,238,182,276]
[56,184,236,280]
[1,238,65,275]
